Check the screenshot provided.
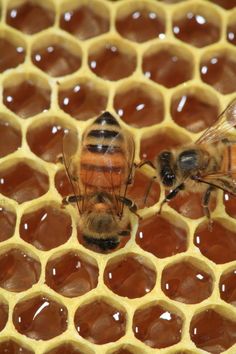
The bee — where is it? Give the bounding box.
[62,111,137,251]
[156,99,236,220]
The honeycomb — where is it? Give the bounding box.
[0,0,236,353]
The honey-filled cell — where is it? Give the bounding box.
[227,22,236,45]
[0,340,34,354]
[55,168,73,197]
[0,206,16,242]
[44,343,85,354]
[219,268,236,306]
[0,37,25,72]
[0,119,21,158]
[0,302,8,332]
[208,0,236,10]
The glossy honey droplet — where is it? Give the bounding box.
[220,268,236,306]
[227,22,236,45]
[27,122,68,163]
[0,340,34,354]
[0,162,49,204]
[223,193,236,219]
[200,52,236,94]
[116,8,165,43]
[173,11,220,48]
[133,303,183,348]
[60,5,109,40]
[114,85,164,127]
[44,343,83,354]
[20,206,72,251]
[171,92,219,133]
[88,43,137,81]
[142,48,193,88]
[45,251,98,297]
[136,215,187,258]
[0,120,21,158]
[74,300,126,344]
[13,295,68,340]
[161,260,213,304]
[194,220,236,264]
[32,43,81,77]
[190,309,236,353]
[104,254,156,298]
[3,80,50,118]
[59,81,108,121]
[0,303,8,332]
[55,168,73,197]
[0,38,25,72]
[6,2,55,34]
[0,248,41,292]
[0,206,16,242]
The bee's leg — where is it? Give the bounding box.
[117,196,141,219]
[143,176,157,206]
[118,230,130,237]
[62,195,83,205]
[135,160,156,170]
[202,186,215,230]
[158,183,185,214]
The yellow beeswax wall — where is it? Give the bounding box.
[0,0,236,353]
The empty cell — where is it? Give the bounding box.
[59,81,108,121]
[88,42,136,81]
[104,253,156,298]
[220,268,236,306]
[133,303,183,348]
[116,5,165,43]
[74,300,126,344]
[194,220,236,264]
[0,248,41,292]
[0,340,33,354]
[0,162,49,204]
[0,119,21,157]
[0,37,25,72]
[142,46,193,88]
[114,83,164,127]
[190,308,236,353]
[20,205,72,251]
[6,1,55,34]
[3,79,51,118]
[0,206,16,242]
[60,4,109,40]
[161,260,213,304]
[200,51,236,94]
[13,295,68,340]
[136,215,187,258]
[45,251,98,297]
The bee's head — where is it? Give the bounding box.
[157,151,176,187]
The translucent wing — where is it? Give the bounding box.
[199,172,236,195]
[196,99,236,145]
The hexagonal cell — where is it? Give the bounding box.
[190,308,236,353]
[31,35,82,77]
[0,36,25,72]
[26,119,71,163]
[88,41,137,81]
[74,299,126,344]
[142,44,194,88]
[127,170,160,209]
[58,80,108,121]
[219,268,236,306]
[140,128,190,163]
[208,0,236,10]
[115,3,165,43]
[55,168,73,197]
[136,215,188,258]
[0,118,21,157]
[0,302,8,332]
[104,253,156,299]
[13,295,68,340]
[60,2,110,40]
[170,87,219,133]
[3,77,51,118]
[0,340,33,354]
[227,19,236,45]
[45,251,98,298]
[200,49,236,94]
[109,346,141,354]
[0,161,49,204]
[20,205,72,251]
[6,1,55,34]
[44,343,87,354]
[0,206,16,242]
[133,303,183,348]
[223,192,236,218]
[114,82,164,127]
[172,5,221,48]
[0,248,40,292]
[161,259,213,304]
[194,220,236,264]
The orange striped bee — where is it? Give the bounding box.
[62,112,137,251]
[156,99,236,220]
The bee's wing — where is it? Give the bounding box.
[196,99,236,145]
[199,172,236,195]
[62,129,82,213]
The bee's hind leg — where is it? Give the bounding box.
[158,183,185,214]
[202,186,215,230]
[118,196,141,219]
